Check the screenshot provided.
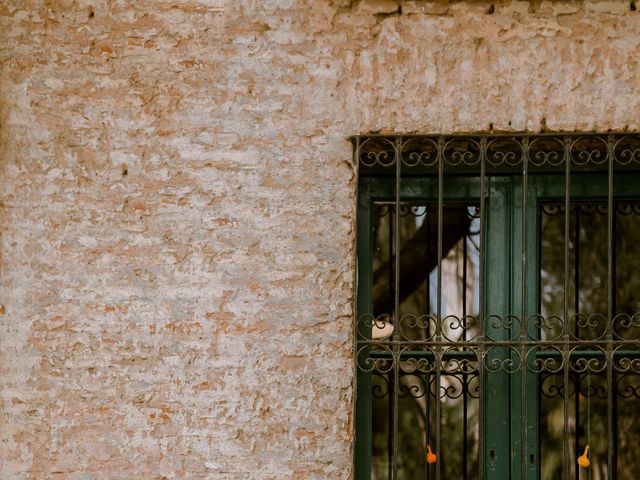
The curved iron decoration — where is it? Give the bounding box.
[371,371,481,400]
[540,371,640,399]
[356,313,640,375]
[355,133,640,173]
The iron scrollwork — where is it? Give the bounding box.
[355,133,640,173]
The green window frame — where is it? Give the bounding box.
[354,134,640,480]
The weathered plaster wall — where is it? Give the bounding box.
[1,0,639,478]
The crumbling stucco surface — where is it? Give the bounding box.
[1,0,639,478]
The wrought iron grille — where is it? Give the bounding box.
[353,134,640,480]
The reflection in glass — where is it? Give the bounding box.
[539,203,640,480]
[371,203,480,479]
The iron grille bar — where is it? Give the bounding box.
[425,205,431,480]
[478,138,486,480]
[607,135,615,480]
[388,177,394,480]
[358,338,640,348]
[563,136,571,480]
[612,178,619,479]
[365,348,640,359]
[462,201,469,480]
[367,347,640,356]
[435,137,444,480]
[392,137,401,480]
[573,200,581,480]
[521,138,529,480]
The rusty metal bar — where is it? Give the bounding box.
[435,136,444,480]
[392,137,401,480]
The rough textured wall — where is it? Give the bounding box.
[1,0,639,478]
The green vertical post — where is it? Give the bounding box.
[355,177,373,479]
[511,177,540,480]
[484,177,512,480]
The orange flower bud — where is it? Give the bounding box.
[426,445,437,464]
[577,446,590,468]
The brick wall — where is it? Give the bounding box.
[1,1,639,478]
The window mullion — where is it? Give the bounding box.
[484,176,512,479]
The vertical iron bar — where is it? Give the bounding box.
[425,376,430,480]
[612,186,618,479]
[606,135,615,480]
[389,208,395,322]
[354,136,362,477]
[388,374,394,480]
[463,222,468,480]
[520,137,529,480]
[435,136,444,480]
[426,206,431,480]
[388,202,394,480]
[427,212,432,318]
[392,137,402,480]
[478,138,486,480]
[536,198,542,480]
[563,136,571,480]
[426,208,432,480]
[574,205,580,480]
[613,371,618,479]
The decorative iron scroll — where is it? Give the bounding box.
[353,133,640,174]
[541,203,640,216]
[372,371,481,400]
[369,371,640,400]
[357,313,640,375]
[540,371,640,400]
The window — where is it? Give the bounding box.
[354,134,640,480]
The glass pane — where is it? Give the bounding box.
[539,202,640,479]
[370,202,480,479]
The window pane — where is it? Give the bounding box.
[539,202,640,478]
[370,202,480,479]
